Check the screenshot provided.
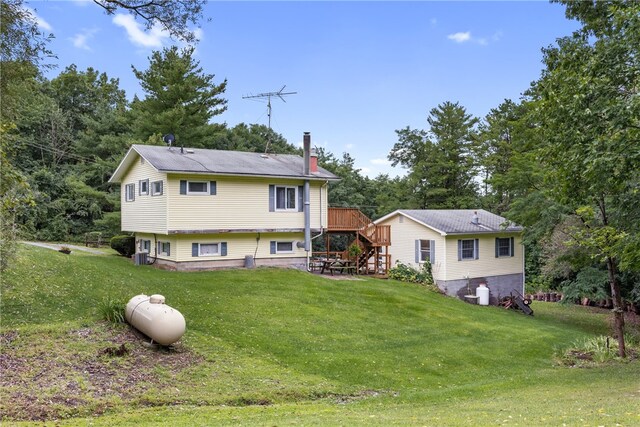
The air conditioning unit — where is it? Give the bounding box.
[134,252,149,266]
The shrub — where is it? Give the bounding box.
[98,297,125,324]
[555,335,638,367]
[347,242,362,259]
[110,235,135,257]
[389,261,434,286]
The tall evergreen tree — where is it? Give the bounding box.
[130,46,227,147]
[389,101,479,208]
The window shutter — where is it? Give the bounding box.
[298,185,304,212]
[157,242,162,255]
[415,240,420,263]
[221,242,227,256]
[192,243,199,257]
[457,240,462,261]
[474,239,479,260]
[495,238,499,258]
[210,181,217,195]
[269,185,275,212]
[430,240,436,264]
[270,241,276,254]
[180,180,187,195]
[166,243,170,257]
[510,237,515,257]
[158,181,163,195]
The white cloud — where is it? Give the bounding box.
[370,158,391,166]
[25,7,52,31]
[345,143,354,149]
[448,30,502,46]
[112,13,169,48]
[447,31,471,43]
[70,28,98,51]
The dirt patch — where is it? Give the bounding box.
[0,324,203,422]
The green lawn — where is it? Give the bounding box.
[1,244,638,426]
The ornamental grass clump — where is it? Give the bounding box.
[556,334,639,367]
[98,297,125,324]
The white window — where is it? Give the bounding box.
[139,179,149,195]
[419,240,431,262]
[187,181,208,194]
[276,186,297,210]
[199,243,219,256]
[496,237,513,257]
[459,239,477,260]
[158,241,170,256]
[125,183,135,202]
[276,241,294,253]
[151,180,163,196]
[140,239,151,253]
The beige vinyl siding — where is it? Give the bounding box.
[167,175,327,232]
[377,214,447,281]
[444,234,523,281]
[173,232,305,262]
[120,157,167,234]
[134,233,176,261]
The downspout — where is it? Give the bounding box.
[303,132,312,271]
[522,237,526,296]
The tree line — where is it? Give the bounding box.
[1,0,638,354]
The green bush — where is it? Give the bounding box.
[389,261,434,286]
[555,334,638,367]
[110,235,135,257]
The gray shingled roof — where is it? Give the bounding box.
[399,209,522,234]
[110,144,339,182]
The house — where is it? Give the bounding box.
[375,209,524,303]
[108,133,339,270]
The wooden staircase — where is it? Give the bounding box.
[324,208,391,275]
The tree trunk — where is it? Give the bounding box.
[606,256,626,358]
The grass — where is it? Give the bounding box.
[1,244,639,426]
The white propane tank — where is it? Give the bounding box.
[476,284,490,306]
[125,294,186,345]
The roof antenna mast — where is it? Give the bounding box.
[243,85,297,153]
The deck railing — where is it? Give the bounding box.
[327,207,391,246]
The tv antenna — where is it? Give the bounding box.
[243,85,297,152]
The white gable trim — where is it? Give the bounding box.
[109,146,159,184]
[375,210,448,236]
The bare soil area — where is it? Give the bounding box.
[0,323,202,422]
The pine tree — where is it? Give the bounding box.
[130,46,227,148]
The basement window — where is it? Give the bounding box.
[139,239,151,253]
[199,243,219,256]
[158,241,170,256]
[271,241,294,254]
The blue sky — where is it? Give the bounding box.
[29,1,579,177]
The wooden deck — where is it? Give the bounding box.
[316,208,392,275]
[327,207,390,246]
